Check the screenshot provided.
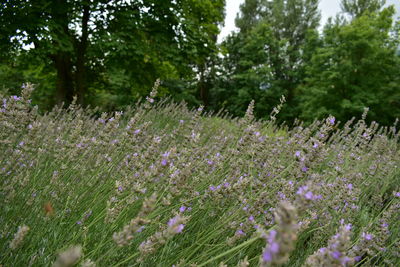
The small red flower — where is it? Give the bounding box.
[44,202,54,216]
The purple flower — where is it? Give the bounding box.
[76,221,82,225]
[319,247,327,253]
[341,256,351,265]
[295,151,301,158]
[270,242,280,253]
[262,230,280,263]
[296,185,308,195]
[313,143,319,148]
[395,192,400,197]
[175,224,185,233]
[268,230,277,242]
[179,206,186,213]
[249,216,254,221]
[354,256,362,262]
[167,216,185,234]
[331,251,341,259]
[161,159,168,166]
[134,129,141,134]
[304,191,314,200]
[168,217,178,227]
[344,223,352,231]
[329,117,336,125]
[263,251,273,262]
[236,229,245,236]
[346,184,353,190]
[362,232,373,241]
[301,166,309,172]
[209,186,216,191]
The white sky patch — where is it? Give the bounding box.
[218,0,400,43]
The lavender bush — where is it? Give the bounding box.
[0,83,399,266]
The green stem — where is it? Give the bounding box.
[113,252,140,267]
[197,236,259,267]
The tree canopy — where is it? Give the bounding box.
[1,0,399,126]
[0,0,225,108]
[211,0,321,120]
[299,4,400,125]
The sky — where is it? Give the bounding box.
[218,0,400,42]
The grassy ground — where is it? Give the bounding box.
[0,84,399,267]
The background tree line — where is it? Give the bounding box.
[1,0,399,125]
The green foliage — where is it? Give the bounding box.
[341,0,386,18]
[299,6,400,125]
[0,0,225,109]
[1,0,400,126]
[210,0,321,122]
[0,51,56,110]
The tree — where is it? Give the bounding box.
[211,0,320,120]
[0,0,225,108]
[341,0,385,18]
[299,6,400,125]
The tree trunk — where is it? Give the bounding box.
[54,53,74,106]
[75,2,90,106]
[51,0,75,106]
[198,65,209,107]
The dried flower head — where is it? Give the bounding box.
[52,245,82,267]
[9,225,30,250]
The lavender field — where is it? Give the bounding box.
[1,83,399,267]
